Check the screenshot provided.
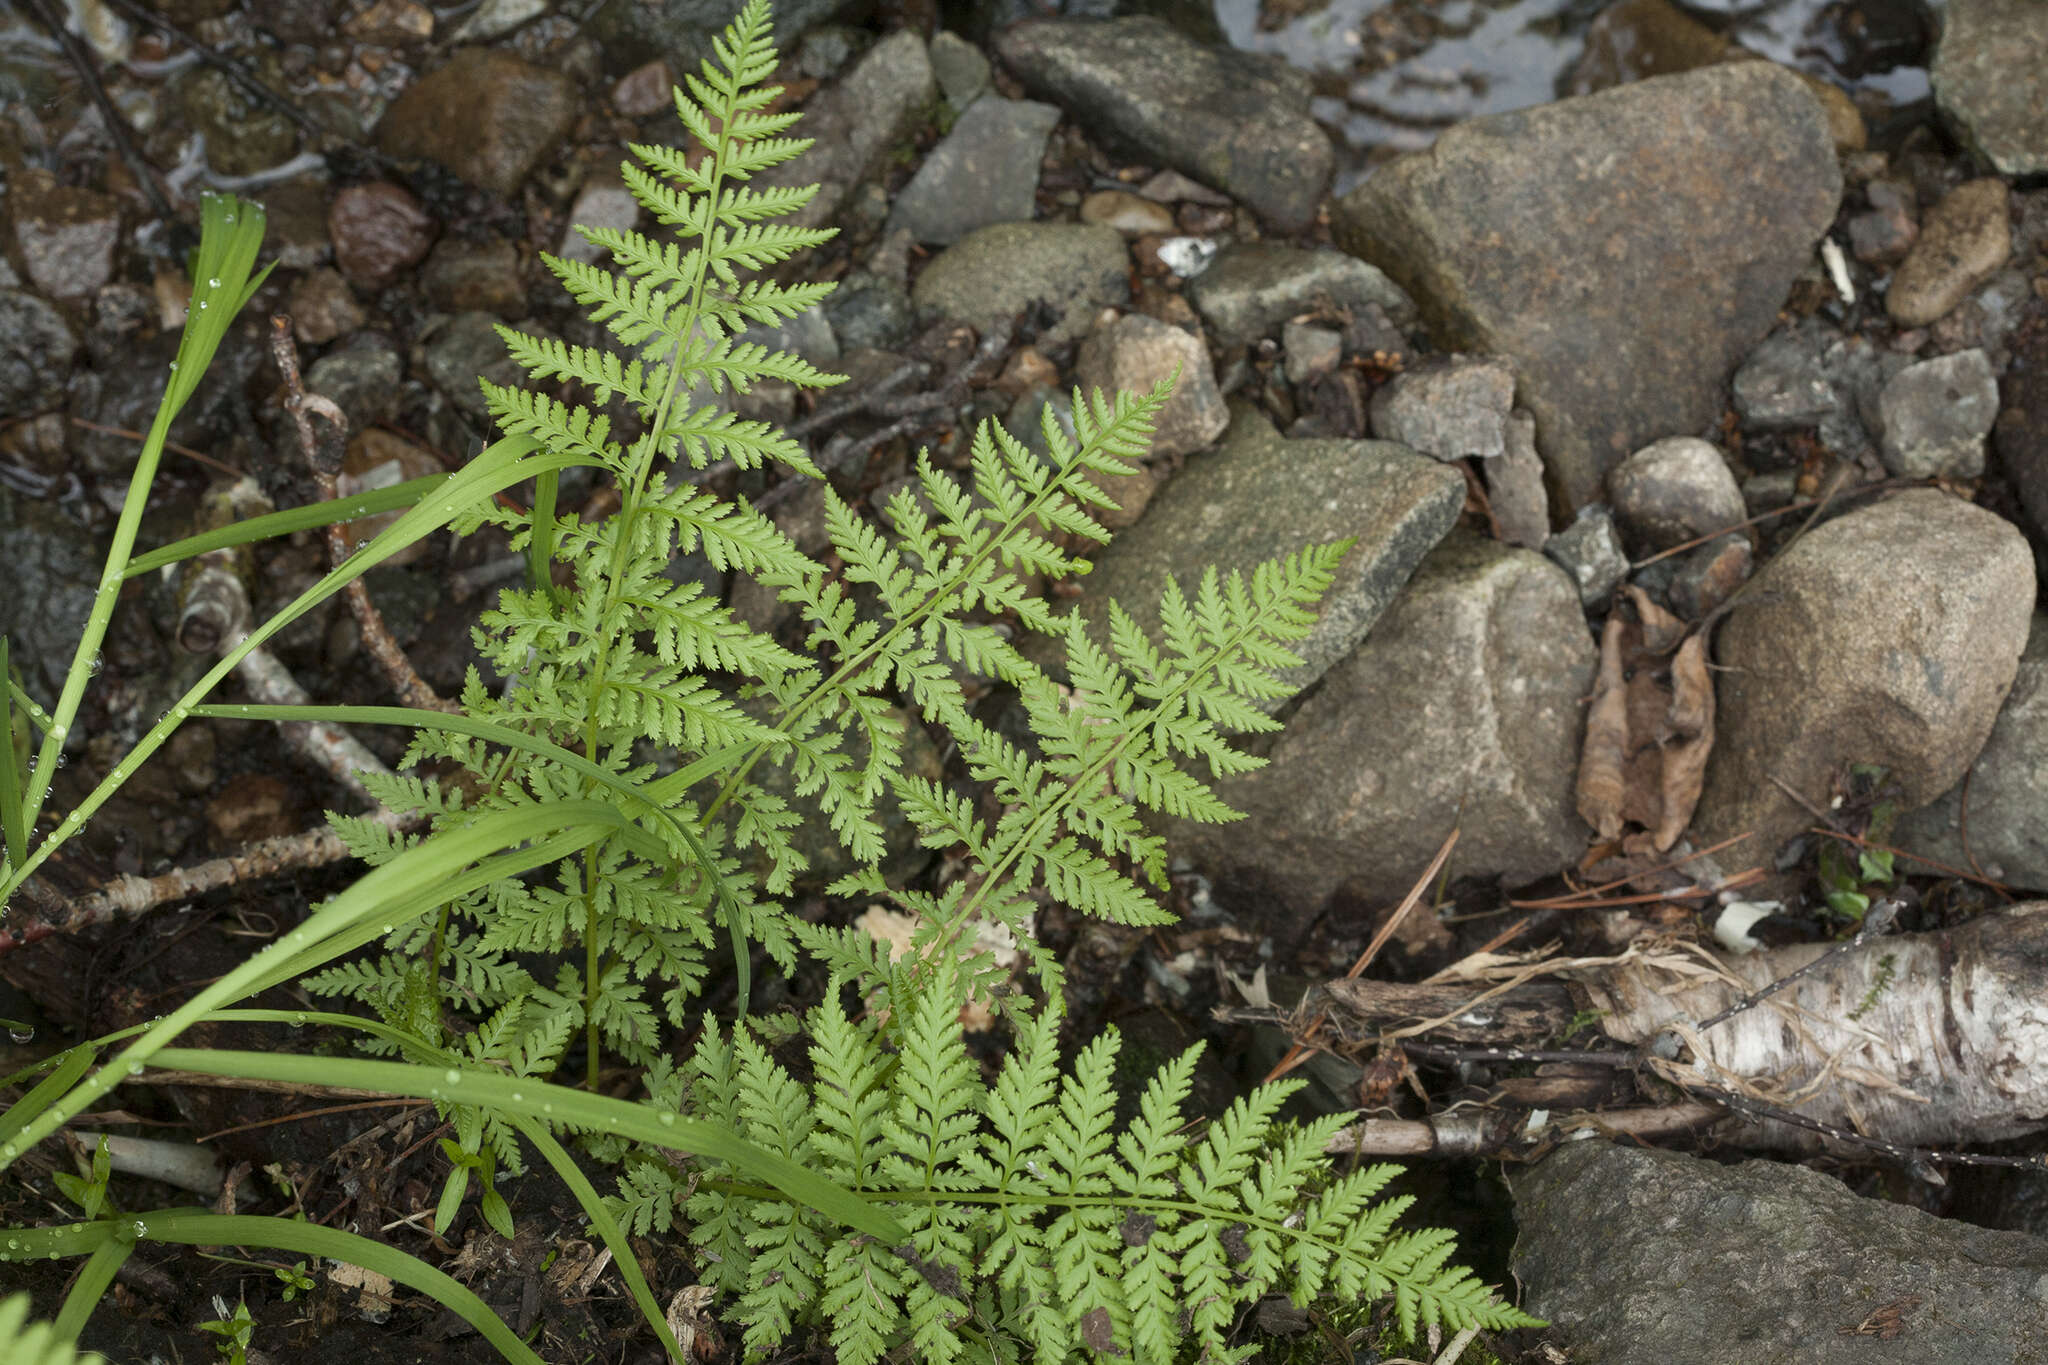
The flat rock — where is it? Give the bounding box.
[1731,322,1840,431]
[887,97,1061,245]
[911,221,1130,345]
[1075,313,1227,459]
[755,31,933,236]
[8,170,120,298]
[1330,61,1840,514]
[1176,531,1593,934]
[994,17,1332,232]
[1366,354,1515,461]
[1514,1141,2048,1364]
[1886,178,2012,328]
[1897,615,2048,891]
[1543,503,1629,609]
[1188,244,1415,352]
[1932,0,2048,176]
[1876,348,1999,479]
[1051,402,1463,706]
[1693,490,2033,860]
[376,49,578,197]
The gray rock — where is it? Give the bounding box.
[1694,490,2034,861]
[993,17,1332,232]
[1176,531,1593,934]
[1188,244,1415,352]
[1281,321,1342,387]
[1886,179,2012,328]
[8,170,120,299]
[587,0,846,88]
[1486,409,1552,550]
[823,272,915,351]
[0,487,98,704]
[1606,436,1745,554]
[1366,355,1515,461]
[287,266,366,346]
[1876,349,1999,479]
[557,182,640,267]
[0,289,79,417]
[1331,61,1841,514]
[1742,470,1800,515]
[1931,0,2048,177]
[1818,332,1914,458]
[1897,615,2048,890]
[71,329,263,480]
[887,98,1061,246]
[420,237,526,319]
[422,312,534,426]
[376,49,578,197]
[308,336,404,433]
[929,30,991,110]
[1514,1141,2048,1365]
[754,31,934,237]
[1077,314,1227,459]
[1732,324,1839,432]
[2000,322,2048,540]
[911,221,1130,346]
[1543,504,1629,609]
[1054,403,1463,705]
[450,0,548,43]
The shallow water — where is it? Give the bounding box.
[1210,0,1942,192]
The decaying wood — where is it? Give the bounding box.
[1294,904,2048,1156]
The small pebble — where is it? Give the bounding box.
[1887,178,2012,327]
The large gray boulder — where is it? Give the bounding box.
[1514,1141,2048,1364]
[1175,531,1594,935]
[994,17,1332,232]
[1931,0,2048,176]
[1330,61,1840,514]
[1896,615,2048,892]
[1693,491,2034,861]
[1052,403,1463,706]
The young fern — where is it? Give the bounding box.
[295,0,1537,1351]
[613,964,1540,1364]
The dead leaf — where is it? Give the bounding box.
[1576,614,1629,839]
[1654,633,1715,850]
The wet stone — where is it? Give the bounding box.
[752,32,933,237]
[1543,504,1630,609]
[420,237,527,319]
[1876,348,1999,479]
[1487,409,1552,550]
[285,268,365,346]
[0,289,80,416]
[887,98,1061,246]
[329,182,438,292]
[1367,355,1516,461]
[8,171,120,299]
[824,272,915,352]
[1606,436,1746,555]
[1886,178,2012,328]
[174,63,299,178]
[376,49,579,197]
[612,59,673,117]
[307,335,404,432]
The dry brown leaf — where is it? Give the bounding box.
[1654,633,1716,849]
[1577,614,1629,838]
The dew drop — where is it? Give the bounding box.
[196,300,209,310]
[443,1069,462,1084]
[7,1026,32,1044]
[168,361,178,371]
[540,1103,553,1115]
[125,1062,142,1076]
[130,1220,146,1237]
[208,277,221,288]
[657,1112,675,1126]
[510,1091,523,1104]
[290,1013,307,1027]
[2,1144,17,1160]
[6,1238,19,1251]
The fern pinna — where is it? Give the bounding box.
[300,0,1536,1351]
[611,964,1540,1363]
